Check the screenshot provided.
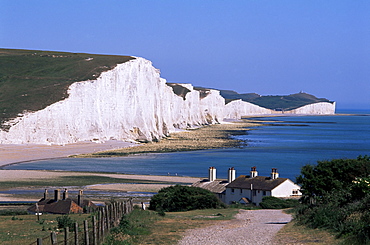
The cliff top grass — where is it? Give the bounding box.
[0,48,133,128]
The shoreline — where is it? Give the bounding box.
[76,119,260,158]
[1,114,357,167]
[0,140,138,168]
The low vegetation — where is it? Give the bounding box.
[104,207,239,245]
[0,212,90,245]
[275,219,340,245]
[0,48,133,128]
[259,196,299,209]
[149,185,226,212]
[295,155,370,244]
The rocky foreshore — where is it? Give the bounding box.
[76,119,260,158]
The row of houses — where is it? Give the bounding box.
[192,166,301,205]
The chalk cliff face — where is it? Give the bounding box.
[287,102,336,114]
[0,57,335,145]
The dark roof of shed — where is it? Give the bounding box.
[28,198,83,214]
[192,179,229,194]
[226,175,288,191]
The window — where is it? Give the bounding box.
[292,189,299,195]
[263,191,266,196]
[253,190,256,196]
[231,188,235,194]
[240,189,243,194]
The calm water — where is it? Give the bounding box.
[4,109,370,182]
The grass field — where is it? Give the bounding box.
[0,48,133,128]
[0,211,91,245]
[0,206,344,245]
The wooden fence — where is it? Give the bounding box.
[30,198,134,245]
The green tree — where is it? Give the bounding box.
[295,156,370,244]
[296,155,370,204]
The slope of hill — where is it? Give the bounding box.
[219,90,334,111]
[0,49,133,129]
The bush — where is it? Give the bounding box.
[149,185,226,212]
[295,156,370,244]
[259,196,299,209]
[56,215,75,230]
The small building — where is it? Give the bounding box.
[224,167,301,205]
[28,189,97,214]
[194,166,301,206]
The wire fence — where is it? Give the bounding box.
[28,199,133,245]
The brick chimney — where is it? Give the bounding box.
[63,189,68,200]
[54,189,60,201]
[78,190,83,206]
[250,166,258,178]
[271,168,279,179]
[208,167,216,182]
[43,189,48,200]
[228,167,236,183]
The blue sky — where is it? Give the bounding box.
[1,1,369,109]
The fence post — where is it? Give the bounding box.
[50,231,57,245]
[105,205,110,231]
[92,216,97,245]
[74,222,79,245]
[37,238,42,245]
[84,220,89,245]
[101,208,105,237]
[64,227,69,245]
[124,201,127,214]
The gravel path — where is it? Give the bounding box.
[178,209,292,245]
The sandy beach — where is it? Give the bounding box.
[0,140,137,167]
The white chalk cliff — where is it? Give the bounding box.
[0,57,335,145]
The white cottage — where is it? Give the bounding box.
[224,167,301,205]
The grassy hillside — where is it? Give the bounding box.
[0,48,133,129]
[220,90,334,111]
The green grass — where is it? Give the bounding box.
[0,212,91,245]
[105,207,240,245]
[274,219,340,245]
[0,175,171,190]
[0,48,133,128]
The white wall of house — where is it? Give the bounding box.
[224,187,272,205]
[271,179,302,197]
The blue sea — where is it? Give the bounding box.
[4,109,370,182]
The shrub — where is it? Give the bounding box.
[259,196,299,209]
[295,156,370,244]
[149,185,226,212]
[56,215,75,231]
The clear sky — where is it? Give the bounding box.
[1,1,369,109]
